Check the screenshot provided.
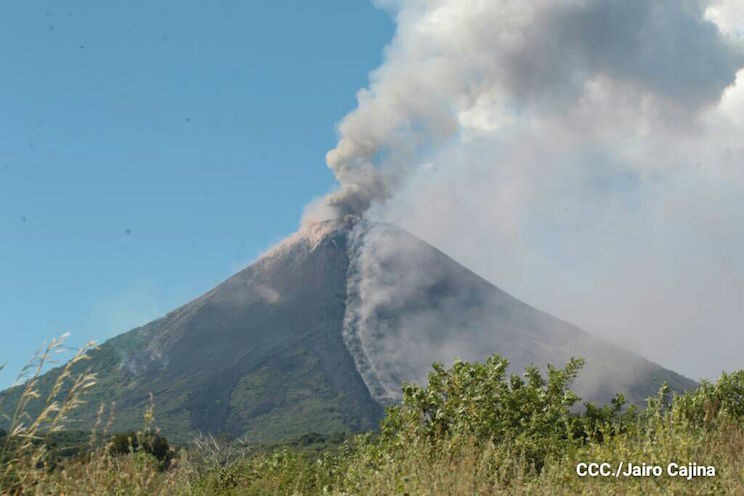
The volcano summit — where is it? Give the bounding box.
[0,219,695,443]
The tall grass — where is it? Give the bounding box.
[1,339,742,495]
[0,335,96,492]
[0,336,190,495]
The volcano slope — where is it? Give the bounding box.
[0,219,696,443]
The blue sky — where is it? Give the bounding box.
[0,1,393,387]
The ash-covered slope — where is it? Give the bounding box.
[342,222,696,406]
[0,219,695,443]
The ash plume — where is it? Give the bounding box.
[316,0,744,222]
[313,0,744,380]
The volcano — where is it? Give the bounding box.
[0,219,696,443]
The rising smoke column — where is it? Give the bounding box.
[318,0,744,380]
[315,0,743,222]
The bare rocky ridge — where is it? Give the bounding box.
[0,220,696,443]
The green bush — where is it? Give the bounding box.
[673,370,744,425]
[378,355,587,469]
[108,430,175,469]
[5,345,744,495]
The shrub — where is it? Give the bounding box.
[109,430,175,468]
[4,343,744,495]
[673,370,744,426]
[379,354,586,469]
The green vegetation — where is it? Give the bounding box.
[1,337,742,495]
[108,430,175,469]
[0,324,386,446]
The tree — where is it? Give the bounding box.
[109,430,174,469]
[380,354,586,469]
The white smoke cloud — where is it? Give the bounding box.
[342,222,667,405]
[707,0,744,40]
[322,0,744,380]
[322,0,743,217]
